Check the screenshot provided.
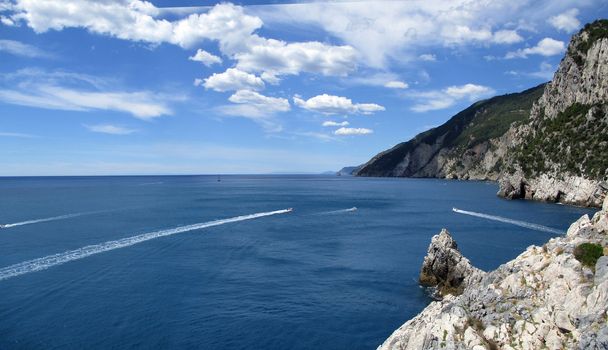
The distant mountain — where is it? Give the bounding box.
[355,19,608,207]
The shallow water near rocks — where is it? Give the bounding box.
[0,175,595,349]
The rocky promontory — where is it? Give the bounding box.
[354,20,608,208]
[378,197,608,350]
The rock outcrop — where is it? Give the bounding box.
[378,198,608,350]
[419,229,484,297]
[354,20,608,208]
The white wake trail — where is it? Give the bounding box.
[317,207,358,215]
[0,209,292,282]
[452,208,563,235]
[2,212,92,228]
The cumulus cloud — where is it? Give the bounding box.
[294,94,385,115]
[0,68,173,119]
[322,121,349,127]
[548,9,580,33]
[234,39,357,77]
[384,81,408,89]
[202,68,264,92]
[7,1,356,79]
[505,38,565,59]
[0,39,53,58]
[188,49,222,66]
[334,127,373,135]
[409,83,495,112]
[419,54,437,61]
[492,30,523,44]
[84,124,137,135]
[216,90,290,131]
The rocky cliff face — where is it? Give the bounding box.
[498,20,608,207]
[378,198,608,350]
[355,20,608,207]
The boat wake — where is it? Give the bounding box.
[316,207,358,215]
[1,212,95,228]
[0,208,292,282]
[452,208,563,235]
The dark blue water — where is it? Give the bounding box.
[0,176,595,349]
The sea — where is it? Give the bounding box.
[0,175,596,349]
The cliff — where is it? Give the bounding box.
[354,85,544,180]
[379,197,608,350]
[355,20,608,207]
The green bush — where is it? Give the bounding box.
[574,243,604,268]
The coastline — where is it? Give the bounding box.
[378,196,608,349]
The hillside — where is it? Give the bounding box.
[355,84,544,179]
[355,20,608,207]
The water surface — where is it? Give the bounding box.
[0,176,595,349]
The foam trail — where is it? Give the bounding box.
[317,207,358,215]
[452,208,563,235]
[2,212,94,228]
[0,209,291,281]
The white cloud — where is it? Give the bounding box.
[322,121,349,127]
[0,69,173,119]
[84,124,137,135]
[188,49,222,66]
[334,127,373,135]
[384,81,408,89]
[548,9,580,33]
[492,30,523,44]
[529,62,556,80]
[234,39,357,77]
[506,38,565,59]
[217,90,290,131]
[0,39,53,58]
[1,16,15,26]
[253,1,581,68]
[409,83,495,112]
[227,89,290,113]
[202,68,264,92]
[294,94,385,115]
[8,2,356,79]
[419,54,437,61]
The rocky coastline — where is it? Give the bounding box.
[378,196,608,350]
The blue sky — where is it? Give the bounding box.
[0,0,606,175]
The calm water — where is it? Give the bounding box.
[0,176,595,349]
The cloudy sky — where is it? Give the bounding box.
[0,0,605,175]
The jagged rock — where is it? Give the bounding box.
[419,229,484,297]
[378,204,608,350]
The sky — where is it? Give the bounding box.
[0,0,606,175]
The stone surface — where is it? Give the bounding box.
[419,229,484,297]
[378,204,608,350]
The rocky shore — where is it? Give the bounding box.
[378,197,608,350]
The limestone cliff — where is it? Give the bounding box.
[355,20,608,207]
[378,198,608,350]
[497,20,608,207]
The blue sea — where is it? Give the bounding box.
[0,176,596,349]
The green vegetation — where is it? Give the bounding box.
[513,103,608,179]
[357,84,545,176]
[570,19,608,67]
[574,242,604,268]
